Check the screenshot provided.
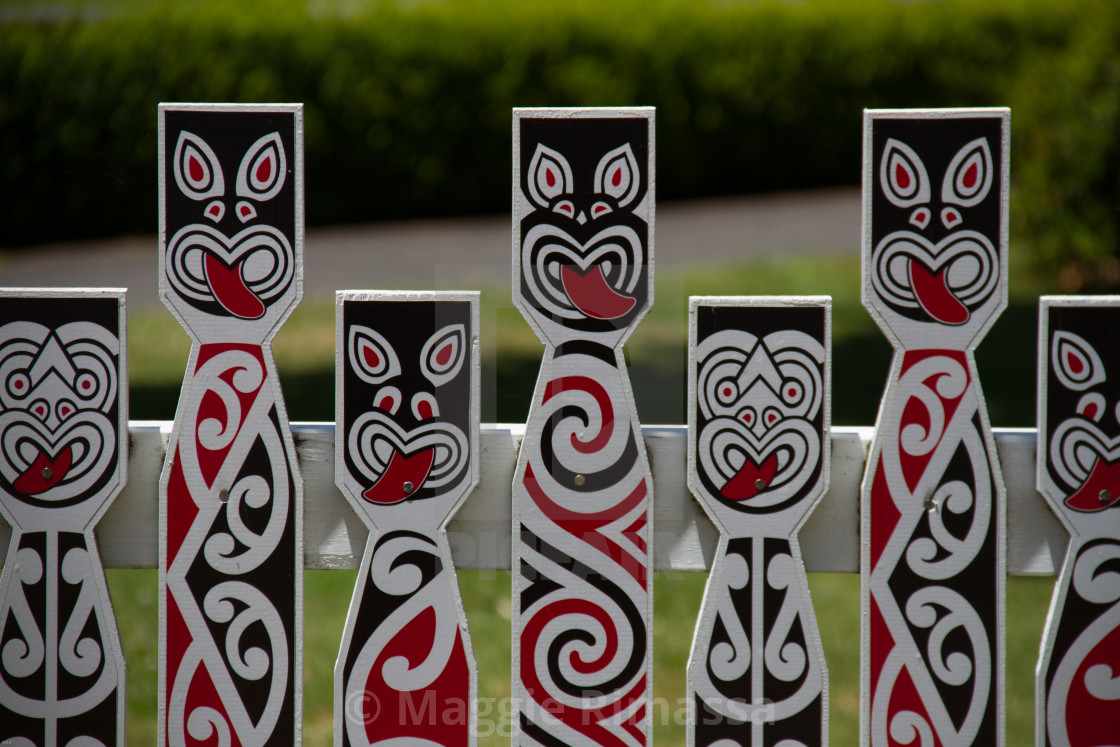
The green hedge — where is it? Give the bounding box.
[2,0,1116,276]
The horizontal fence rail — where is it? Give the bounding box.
[0,423,1065,575]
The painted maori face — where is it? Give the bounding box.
[518,117,650,336]
[342,301,472,505]
[1044,309,1120,515]
[694,307,825,514]
[163,110,297,322]
[869,117,1003,329]
[0,301,120,509]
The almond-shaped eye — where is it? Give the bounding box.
[75,372,99,399]
[56,399,76,421]
[235,200,257,223]
[909,207,931,229]
[7,371,30,398]
[412,391,439,421]
[591,201,613,219]
[553,200,575,217]
[373,385,401,415]
[942,137,993,207]
[879,138,930,208]
[941,207,963,229]
[527,144,573,209]
[204,200,225,222]
[1052,330,1105,391]
[173,131,225,200]
[349,325,401,385]
[593,144,640,207]
[30,399,48,421]
[1077,392,1106,422]
[421,323,466,387]
[236,132,287,202]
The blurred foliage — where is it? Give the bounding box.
[2,0,1118,280]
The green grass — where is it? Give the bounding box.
[104,251,1062,741]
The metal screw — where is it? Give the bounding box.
[754,478,767,490]
[402,481,415,495]
[1100,489,1111,505]
[218,489,229,503]
[574,475,586,487]
[41,467,53,481]
[925,496,937,512]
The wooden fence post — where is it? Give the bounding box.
[860,108,1010,746]
[511,107,656,746]
[333,291,481,746]
[686,296,831,746]
[0,289,128,745]
[1036,297,1120,747]
[157,103,304,746]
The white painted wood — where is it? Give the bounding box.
[0,423,1065,575]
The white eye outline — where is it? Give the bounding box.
[373,385,401,415]
[412,391,440,420]
[879,138,930,208]
[203,200,225,223]
[236,132,287,202]
[1052,330,1105,392]
[527,144,573,209]
[420,323,466,388]
[942,137,993,207]
[941,207,963,229]
[552,199,576,219]
[593,143,640,208]
[6,370,31,400]
[909,206,931,229]
[349,325,401,385]
[173,131,225,201]
[235,200,258,223]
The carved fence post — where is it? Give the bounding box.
[686,296,831,746]
[333,291,480,746]
[157,103,304,746]
[1036,297,1120,747]
[511,107,655,746]
[860,108,1009,746]
[0,289,128,746]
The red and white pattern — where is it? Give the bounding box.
[334,292,480,747]
[158,104,303,746]
[513,108,654,747]
[1036,298,1120,747]
[0,290,127,746]
[860,109,1009,747]
[686,297,831,747]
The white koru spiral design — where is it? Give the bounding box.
[348,412,468,492]
[165,223,294,308]
[521,224,644,322]
[871,230,998,313]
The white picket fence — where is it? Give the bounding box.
[0,423,1064,575]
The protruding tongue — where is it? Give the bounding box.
[561,265,636,320]
[363,448,435,504]
[205,253,266,319]
[14,448,72,495]
[721,454,778,501]
[1066,457,1120,512]
[910,260,969,325]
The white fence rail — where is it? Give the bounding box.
[0,422,1065,576]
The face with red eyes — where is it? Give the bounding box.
[341,300,473,506]
[517,116,651,336]
[0,309,120,508]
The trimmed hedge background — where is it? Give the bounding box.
[2,0,1118,280]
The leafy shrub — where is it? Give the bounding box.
[0,0,1103,262]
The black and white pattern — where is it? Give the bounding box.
[0,291,127,747]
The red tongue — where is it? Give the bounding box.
[1066,458,1120,512]
[721,454,778,501]
[14,448,72,495]
[204,253,266,320]
[910,260,969,325]
[560,265,636,320]
[362,448,435,505]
